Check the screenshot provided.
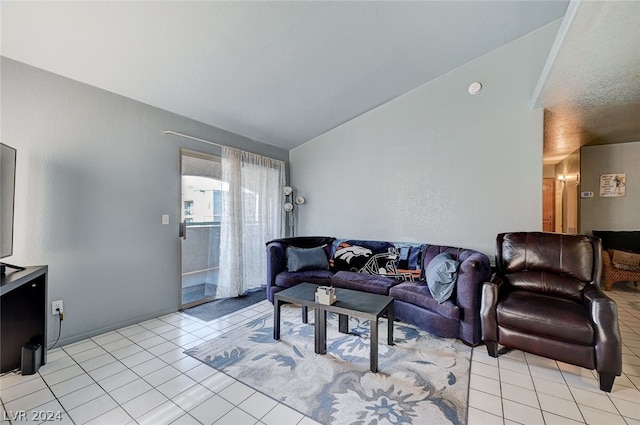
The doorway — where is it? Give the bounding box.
[542,178,555,232]
[180,149,225,309]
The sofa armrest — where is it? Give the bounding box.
[266,242,287,293]
[583,285,622,376]
[454,252,492,345]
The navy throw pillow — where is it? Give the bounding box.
[286,246,329,272]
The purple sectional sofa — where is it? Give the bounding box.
[266,236,491,346]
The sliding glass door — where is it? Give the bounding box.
[179,149,225,309]
[179,146,285,309]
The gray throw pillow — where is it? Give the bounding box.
[286,246,329,272]
[426,252,459,303]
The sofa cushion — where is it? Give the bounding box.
[390,282,459,320]
[286,246,329,272]
[497,290,594,345]
[425,252,459,303]
[331,270,401,295]
[275,270,333,288]
[505,271,586,303]
[610,249,640,269]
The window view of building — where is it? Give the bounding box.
[181,175,226,225]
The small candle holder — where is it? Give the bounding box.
[315,286,337,305]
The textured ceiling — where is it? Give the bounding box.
[1,1,568,150]
[540,1,640,164]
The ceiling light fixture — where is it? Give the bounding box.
[468,81,482,95]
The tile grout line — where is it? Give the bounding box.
[4,294,638,425]
[36,308,251,424]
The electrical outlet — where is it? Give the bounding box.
[52,300,64,315]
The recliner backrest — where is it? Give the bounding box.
[496,232,601,300]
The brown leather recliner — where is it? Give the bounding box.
[481,232,622,392]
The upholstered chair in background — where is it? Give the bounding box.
[480,232,622,392]
[601,248,640,290]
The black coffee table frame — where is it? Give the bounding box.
[273,282,394,372]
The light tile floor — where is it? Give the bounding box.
[1,285,639,425]
[468,284,640,425]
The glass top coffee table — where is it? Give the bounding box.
[273,282,394,372]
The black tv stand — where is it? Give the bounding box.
[0,262,26,276]
[1,266,48,373]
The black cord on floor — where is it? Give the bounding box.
[48,312,64,350]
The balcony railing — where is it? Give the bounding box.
[181,223,221,303]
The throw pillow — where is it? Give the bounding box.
[286,246,329,272]
[426,252,459,303]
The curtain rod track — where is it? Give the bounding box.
[164,130,223,148]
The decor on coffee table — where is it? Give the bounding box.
[186,304,470,425]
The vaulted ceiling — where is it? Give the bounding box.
[1,1,567,150]
[2,1,638,163]
[538,1,640,164]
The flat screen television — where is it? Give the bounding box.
[1,143,18,274]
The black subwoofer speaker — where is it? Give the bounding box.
[21,342,42,375]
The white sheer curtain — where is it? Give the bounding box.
[218,146,285,298]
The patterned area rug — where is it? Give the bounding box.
[185,305,470,424]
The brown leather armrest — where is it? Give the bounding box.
[583,285,622,375]
[480,275,505,343]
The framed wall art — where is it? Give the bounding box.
[600,173,626,197]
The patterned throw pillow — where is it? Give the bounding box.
[611,262,640,273]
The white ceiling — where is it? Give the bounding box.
[538,1,640,164]
[1,1,569,150]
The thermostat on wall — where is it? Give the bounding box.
[581,191,594,198]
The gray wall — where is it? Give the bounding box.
[290,21,560,257]
[580,141,640,234]
[1,57,288,345]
